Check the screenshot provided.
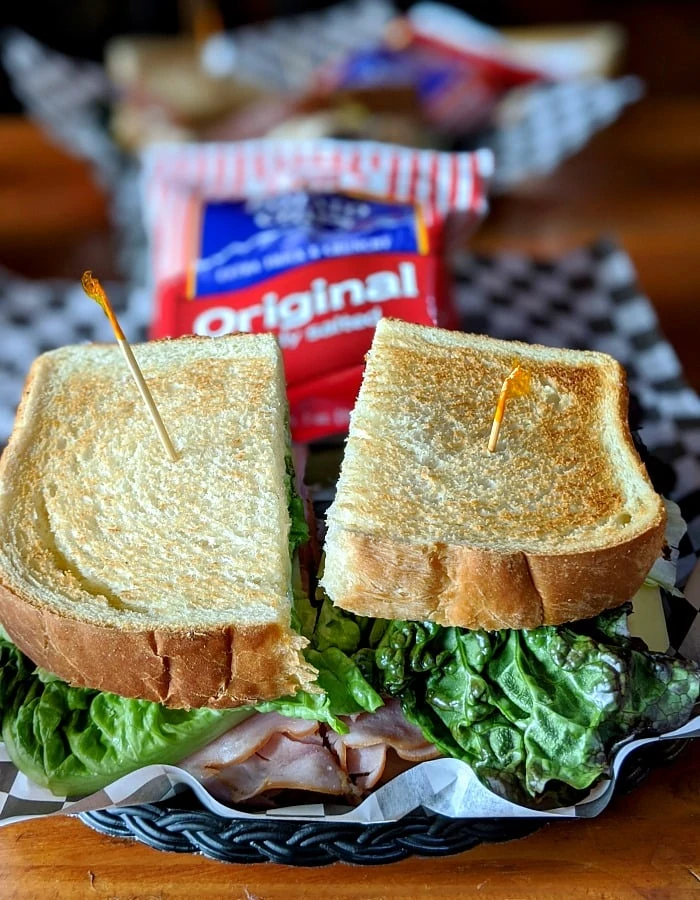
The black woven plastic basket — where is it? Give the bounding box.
[78,738,689,865]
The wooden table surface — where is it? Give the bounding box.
[1,91,700,898]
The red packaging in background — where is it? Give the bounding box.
[318,8,545,137]
[288,364,366,445]
[143,140,493,441]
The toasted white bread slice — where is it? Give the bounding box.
[322,319,666,629]
[0,334,316,707]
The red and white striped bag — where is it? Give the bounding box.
[142,139,493,441]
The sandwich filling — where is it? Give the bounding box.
[0,468,698,808]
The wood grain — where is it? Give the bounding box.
[1,80,700,900]
[0,117,115,282]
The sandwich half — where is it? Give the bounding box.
[312,319,698,807]
[323,318,667,629]
[0,334,316,708]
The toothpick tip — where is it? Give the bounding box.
[82,271,178,462]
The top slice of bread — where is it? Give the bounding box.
[0,334,316,708]
[322,319,666,629]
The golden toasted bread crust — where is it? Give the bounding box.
[0,577,310,707]
[323,518,666,628]
[322,320,667,628]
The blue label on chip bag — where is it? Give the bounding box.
[192,191,422,299]
[333,46,463,106]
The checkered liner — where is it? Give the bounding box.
[0,271,150,447]
[1,24,640,200]
[0,239,699,822]
[482,76,644,192]
[204,0,395,93]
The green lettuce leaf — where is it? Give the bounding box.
[375,608,700,806]
[255,646,383,733]
[289,554,317,640]
[312,595,364,653]
[263,588,385,732]
[0,637,250,796]
[254,686,349,733]
[285,455,309,558]
[307,647,383,716]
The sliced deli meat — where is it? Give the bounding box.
[180,700,440,804]
[189,732,356,803]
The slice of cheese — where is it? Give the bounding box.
[628,584,670,652]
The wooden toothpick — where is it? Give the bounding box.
[488,364,531,453]
[81,271,179,462]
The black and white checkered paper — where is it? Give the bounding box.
[1,22,641,209]
[0,241,699,824]
[481,76,644,192]
[200,0,396,94]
